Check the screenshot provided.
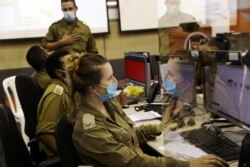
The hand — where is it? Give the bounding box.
[116,91,128,107]
[168,27,189,38]
[157,101,176,133]
[190,154,227,167]
[60,31,79,45]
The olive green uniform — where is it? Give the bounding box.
[41,18,98,55]
[36,79,71,157]
[72,98,189,167]
[32,70,53,90]
[158,12,196,59]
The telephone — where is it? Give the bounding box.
[147,82,160,103]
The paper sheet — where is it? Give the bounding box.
[159,140,207,160]
[127,111,161,122]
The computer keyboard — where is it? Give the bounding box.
[181,128,241,161]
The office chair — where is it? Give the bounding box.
[0,104,60,167]
[238,134,250,167]
[15,74,46,164]
[55,113,83,167]
[183,31,207,50]
[2,75,29,146]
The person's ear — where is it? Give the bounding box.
[89,85,97,93]
[55,69,63,78]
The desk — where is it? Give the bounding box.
[123,100,242,167]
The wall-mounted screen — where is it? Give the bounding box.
[0,0,109,40]
[118,0,237,31]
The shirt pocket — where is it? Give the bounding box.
[77,35,88,48]
[113,129,132,147]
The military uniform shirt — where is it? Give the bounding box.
[41,18,98,55]
[72,98,189,167]
[32,70,53,90]
[36,79,71,156]
[158,12,196,56]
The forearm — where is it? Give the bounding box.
[45,40,64,51]
[39,133,57,154]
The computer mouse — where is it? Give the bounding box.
[207,125,223,135]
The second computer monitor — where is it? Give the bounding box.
[211,64,250,130]
[124,52,151,96]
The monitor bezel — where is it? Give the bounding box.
[198,50,243,66]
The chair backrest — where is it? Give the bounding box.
[15,74,43,139]
[15,74,46,164]
[238,133,250,167]
[0,104,33,167]
[55,113,83,167]
[2,75,29,146]
[2,76,23,115]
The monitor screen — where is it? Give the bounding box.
[124,52,152,96]
[0,0,109,40]
[211,64,250,130]
[125,58,146,84]
[159,61,196,105]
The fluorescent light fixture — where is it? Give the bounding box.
[107,1,117,7]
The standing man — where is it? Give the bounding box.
[36,50,72,158]
[41,0,98,55]
[158,0,199,62]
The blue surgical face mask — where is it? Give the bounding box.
[97,82,118,102]
[163,80,176,95]
[63,11,76,22]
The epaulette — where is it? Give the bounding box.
[82,113,96,130]
[51,19,62,26]
[53,85,64,96]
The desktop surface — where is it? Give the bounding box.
[123,95,243,167]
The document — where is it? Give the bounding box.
[159,140,207,160]
[127,111,161,122]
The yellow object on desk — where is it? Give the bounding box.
[123,84,145,98]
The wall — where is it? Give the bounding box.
[0,21,159,70]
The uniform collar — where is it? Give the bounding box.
[80,99,120,122]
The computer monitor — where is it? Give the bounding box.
[210,64,250,130]
[159,61,196,106]
[124,52,151,96]
[195,50,243,66]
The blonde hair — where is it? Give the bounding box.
[67,53,108,120]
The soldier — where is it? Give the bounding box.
[26,45,53,90]
[67,53,227,167]
[158,0,199,62]
[36,50,72,158]
[41,0,98,55]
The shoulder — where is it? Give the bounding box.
[82,113,96,130]
[50,19,64,27]
[46,83,64,96]
[76,19,91,30]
